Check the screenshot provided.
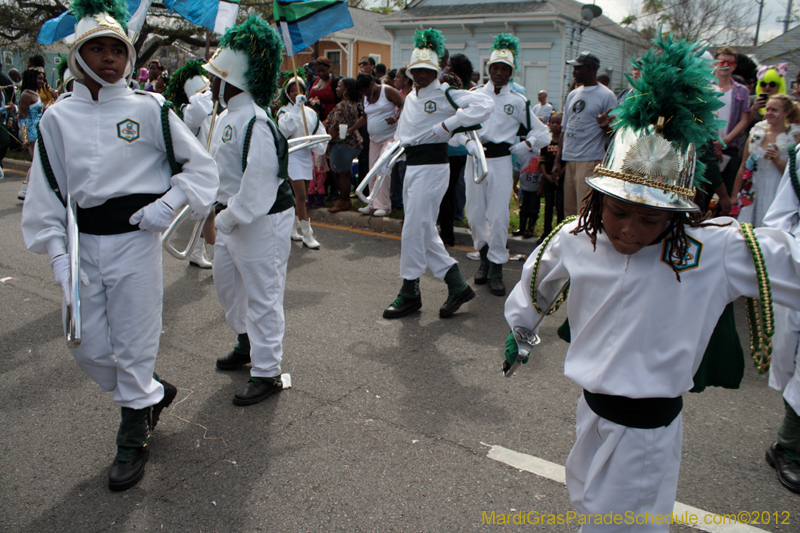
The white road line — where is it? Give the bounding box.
[481,443,768,533]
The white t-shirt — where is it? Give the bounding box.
[532,102,553,125]
[561,84,618,161]
[716,87,732,140]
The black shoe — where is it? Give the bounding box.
[383,295,422,319]
[522,231,534,239]
[216,350,251,371]
[440,286,475,318]
[109,446,149,491]
[151,378,177,430]
[511,229,524,237]
[233,376,283,406]
[474,264,489,285]
[766,442,800,493]
[488,277,506,296]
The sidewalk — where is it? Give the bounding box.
[3,157,538,257]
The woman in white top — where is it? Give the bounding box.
[277,76,328,249]
[732,94,800,227]
[351,73,403,217]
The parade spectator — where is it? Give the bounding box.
[553,52,617,216]
[144,60,162,92]
[384,68,396,86]
[154,72,168,94]
[324,78,362,213]
[137,67,148,88]
[596,74,610,87]
[471,70,481,85]
[731,94,800,227]
[27,54,57,108]
[540,112,564,243]
[447,54,477,90]
[353,73,402,217]
[17,68,45,200]
[374,63,387,80]
[712,46,751,194]
[309,56,341,121]
[532,90,553,125]
[615,63,641,106]
[394,67,413,98]
[358,56,375,75]
[0,62,15,106]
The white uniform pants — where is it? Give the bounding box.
[771,304,800,412]
[465,155,513,265]
[68,231,165,410]
[566,394,682,533]
[400,163,456,280]
[213,209,293,378]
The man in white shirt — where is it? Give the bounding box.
[532,90,553,125]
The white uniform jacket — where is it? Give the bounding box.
[210,92,283,230]
[277,102,328,181]
[394,80,493,147]
[21,82,219,259]
[473,81,550,151]
[505,218,800,399]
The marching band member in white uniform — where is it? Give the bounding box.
[762,150,800,493]
[504,35,800,530]
[21,0,218,491]
[164,60,217,268]
[382,28,493,320]
[205,15,296,406]
[467,34,550,297]
[276,74,328,250]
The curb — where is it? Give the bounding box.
[2,158,31,174]
[308,204,539,258]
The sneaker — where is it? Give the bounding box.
[358,206,375,215]
[373,209,388,217]
[439,286,475,318]
[18,182,27,201]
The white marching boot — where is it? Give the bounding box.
[299,219,320,249]
[291,215,303,241]
[189,238,213,269]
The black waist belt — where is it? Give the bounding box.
[404,143,448,166]
[77,193,163,235]
[583,390,683,429]
[483,142,511,159]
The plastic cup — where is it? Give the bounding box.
[339,124,348,139]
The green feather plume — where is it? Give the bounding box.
[163,60,208,111]
[412,28,446,59]
[218,14,283,107]
[57,56,69,84]
[611,30,725,189]
[68,0,130,32]
[491,33,520,70]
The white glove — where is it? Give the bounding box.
[429,122,451,143]
[466,140,483,159]
[189,208,210,221]
[215,214,235,235]
[509,141,532,156]
[128,198,176,233]
[295,94,307,107]
[51,255,88,305]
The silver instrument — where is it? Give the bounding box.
[287,134,331,154]
[355,140,404,204]
[502,279,570,377]
[65,194,82,349]
[468,130,489,184]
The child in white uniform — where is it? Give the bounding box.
[504,34,800,530]
[21,0,218,491]
[205,15,296,407]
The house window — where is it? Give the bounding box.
[326,50,341,76]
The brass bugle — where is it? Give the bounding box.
[356,140,404,204]
[162,101,218,260]
[468,130,489,184]
[65,194,82,349]
[287,134,331,154]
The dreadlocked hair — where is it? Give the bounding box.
[571,190,723,282]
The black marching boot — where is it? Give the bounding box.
[383,278,422,319]
[474,245,490,285]
[108,407,151,491]
[216,333,252,370]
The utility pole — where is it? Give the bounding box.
[754,0,764,46]
[785,0,794,33]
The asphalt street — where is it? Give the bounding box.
[0,170,797,532]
